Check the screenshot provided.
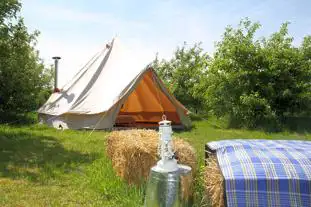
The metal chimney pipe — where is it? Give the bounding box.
[52,56,61,89]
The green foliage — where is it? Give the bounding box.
[206,18,311,129]
[152,42,209,112]
[0,0,21,21]
[153,19,311,129]
[0,0,53,118]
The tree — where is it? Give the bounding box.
[0,0,53,118]
[206,18,311,128]
[152,42,209,112]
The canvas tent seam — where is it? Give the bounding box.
[37,48,109,115]
[68,40,115,112]
[151,71,165,116]
[61,39,112,92]
[61,48,107,91]
[106,67,153,127]
[150,69,191,125]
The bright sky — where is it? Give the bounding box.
[21,0,311,87]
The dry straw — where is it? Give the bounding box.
[106,129,197,199]
[203,155,225,207]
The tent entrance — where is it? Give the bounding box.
[115,70,181,127]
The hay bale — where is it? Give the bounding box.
[107,129,158,183]
[106,129,197,198]
[174,138,197,177]
[173,138,197,202]
[203,155,225,207]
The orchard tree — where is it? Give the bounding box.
[0,0,53,118]
[206,18,311,128]
[260,23,311,118]
[153,42,209,112]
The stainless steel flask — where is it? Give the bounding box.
[144,164,192,207]
[144,117,192,207]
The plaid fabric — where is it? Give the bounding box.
[207,140,311,207]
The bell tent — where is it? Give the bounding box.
[38,38,191,129]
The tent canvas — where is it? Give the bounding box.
[38,38,191,129]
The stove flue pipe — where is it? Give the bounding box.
[52,56,61,90]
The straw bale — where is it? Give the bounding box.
[173,138,197,177]
[106,129,197,199]
[107,129,158,183]
[180,172,193,203]
[203,155,225,207]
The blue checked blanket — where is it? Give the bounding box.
[207,140,311,207]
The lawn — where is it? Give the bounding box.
[1,120,310,206]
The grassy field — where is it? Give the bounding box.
[1,119,311,206]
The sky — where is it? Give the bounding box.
[21,0,311,87]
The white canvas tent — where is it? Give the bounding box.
[38,38,191,129]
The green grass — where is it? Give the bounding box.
[1,120,311,206]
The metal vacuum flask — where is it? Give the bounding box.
[144,165,191,207]
[144,117,192,207]
[145,167,180,207]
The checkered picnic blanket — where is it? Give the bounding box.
[206,140,311,207]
